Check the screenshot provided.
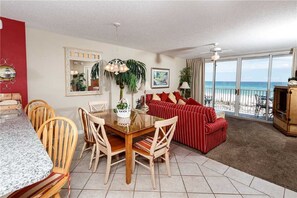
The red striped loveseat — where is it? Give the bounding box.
[148,100,228,153]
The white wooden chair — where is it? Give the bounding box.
[132,116,178,189]
[78,107,97,169]
[24,99,48,115]
[88,101,108,112]
[88,113,126,184]
[28,104,55,132]
[9,117,78,198]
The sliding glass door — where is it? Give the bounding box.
[205,53,293,121]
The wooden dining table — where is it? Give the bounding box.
[92,109,162,184]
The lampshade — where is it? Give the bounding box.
[211,52,220,61]
[180,82,190,89]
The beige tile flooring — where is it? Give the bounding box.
[61,138,297,198]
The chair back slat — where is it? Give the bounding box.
[58,121,64,168]
[38,117,78,174]
[88,114,111,153]
[29,104,55,132]
[53,122,59,164]
[88,101,108,113]
[24,99,48,115]
[62,122,69,168]
[48,123,53,159]
[150,116,178,155]
[78,107,94,143]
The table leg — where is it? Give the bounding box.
[125,134,133,184]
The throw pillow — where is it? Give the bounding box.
[186,98,202,106]
[152,93,161,101]
[160,92,168,101]
[168,92,177,104]
[173,91,183,101]
[166,97,175,103]
[177,99,186,105]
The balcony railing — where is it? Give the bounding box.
[205,88,273,118]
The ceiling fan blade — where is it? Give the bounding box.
[159,46,201,54]
[199,51,212,55]
[220,49,232,53]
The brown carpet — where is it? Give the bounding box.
[206,116,297,192]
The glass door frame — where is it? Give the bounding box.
[205,50,292,121]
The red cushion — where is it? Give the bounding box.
[134,136,154,153]
[161,92,168,101]
[146,94,153,104]
[8,172,66,198]
[174,91,183,101]
[186,98,202,106]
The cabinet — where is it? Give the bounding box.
[273,86,297,136]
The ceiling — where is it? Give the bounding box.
[1,1,297,59]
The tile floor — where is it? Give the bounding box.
[61,138,297,198]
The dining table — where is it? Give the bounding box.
[0,110,53,196]
[92,109,162,184]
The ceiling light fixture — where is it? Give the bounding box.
[104,22,129,75]
[211,52,220,61]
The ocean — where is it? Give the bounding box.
[205,81,288,91]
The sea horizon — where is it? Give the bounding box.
[205,81,288,91]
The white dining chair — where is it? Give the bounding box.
[88,101,108,112]
[132,116,178,189]
[88,113,126,184]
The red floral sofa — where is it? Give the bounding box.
[147,98,228,153]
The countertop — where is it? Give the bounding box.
[0,110,53,196]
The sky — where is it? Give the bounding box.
[205,55,292,82]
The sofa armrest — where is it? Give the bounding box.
[205,118,228,134]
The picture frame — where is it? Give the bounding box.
[151,68,170,89]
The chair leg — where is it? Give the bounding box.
[104,155,112,184]
[149,158,156,189]
[79,142,87,159]
[132,151,135,173]
[165,151,171,177]
[89,144,96,169]
[93,145,100,172]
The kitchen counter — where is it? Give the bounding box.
[0,110,53,196]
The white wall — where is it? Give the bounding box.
[26,28,186,129]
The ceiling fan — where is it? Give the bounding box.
[159,42,231,61]
[199,43,232,61]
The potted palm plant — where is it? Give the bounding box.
[104,59,146,100]
[90,60,106,88]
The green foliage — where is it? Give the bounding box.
[71,73,87,91]
[179,66,191,85]
[104,59,146,98]
[116,101,128,109]
[179,66,192,98]
[91,60,105,80]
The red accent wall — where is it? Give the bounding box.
[0,17,28,107]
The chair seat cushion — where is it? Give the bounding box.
[133,136,155,153]
[9,172,66,198]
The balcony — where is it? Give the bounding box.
[205,88,273,121]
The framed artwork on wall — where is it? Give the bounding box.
[151,68,170,88]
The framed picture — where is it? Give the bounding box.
[151,68,170,88]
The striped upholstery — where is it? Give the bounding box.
[134,136,154,153]
[9,172,66,198]
[148,100,227,153]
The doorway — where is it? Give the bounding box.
[204,53,292,121]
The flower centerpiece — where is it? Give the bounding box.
[115,98,131,118]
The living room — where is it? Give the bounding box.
[0,1,297,198]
